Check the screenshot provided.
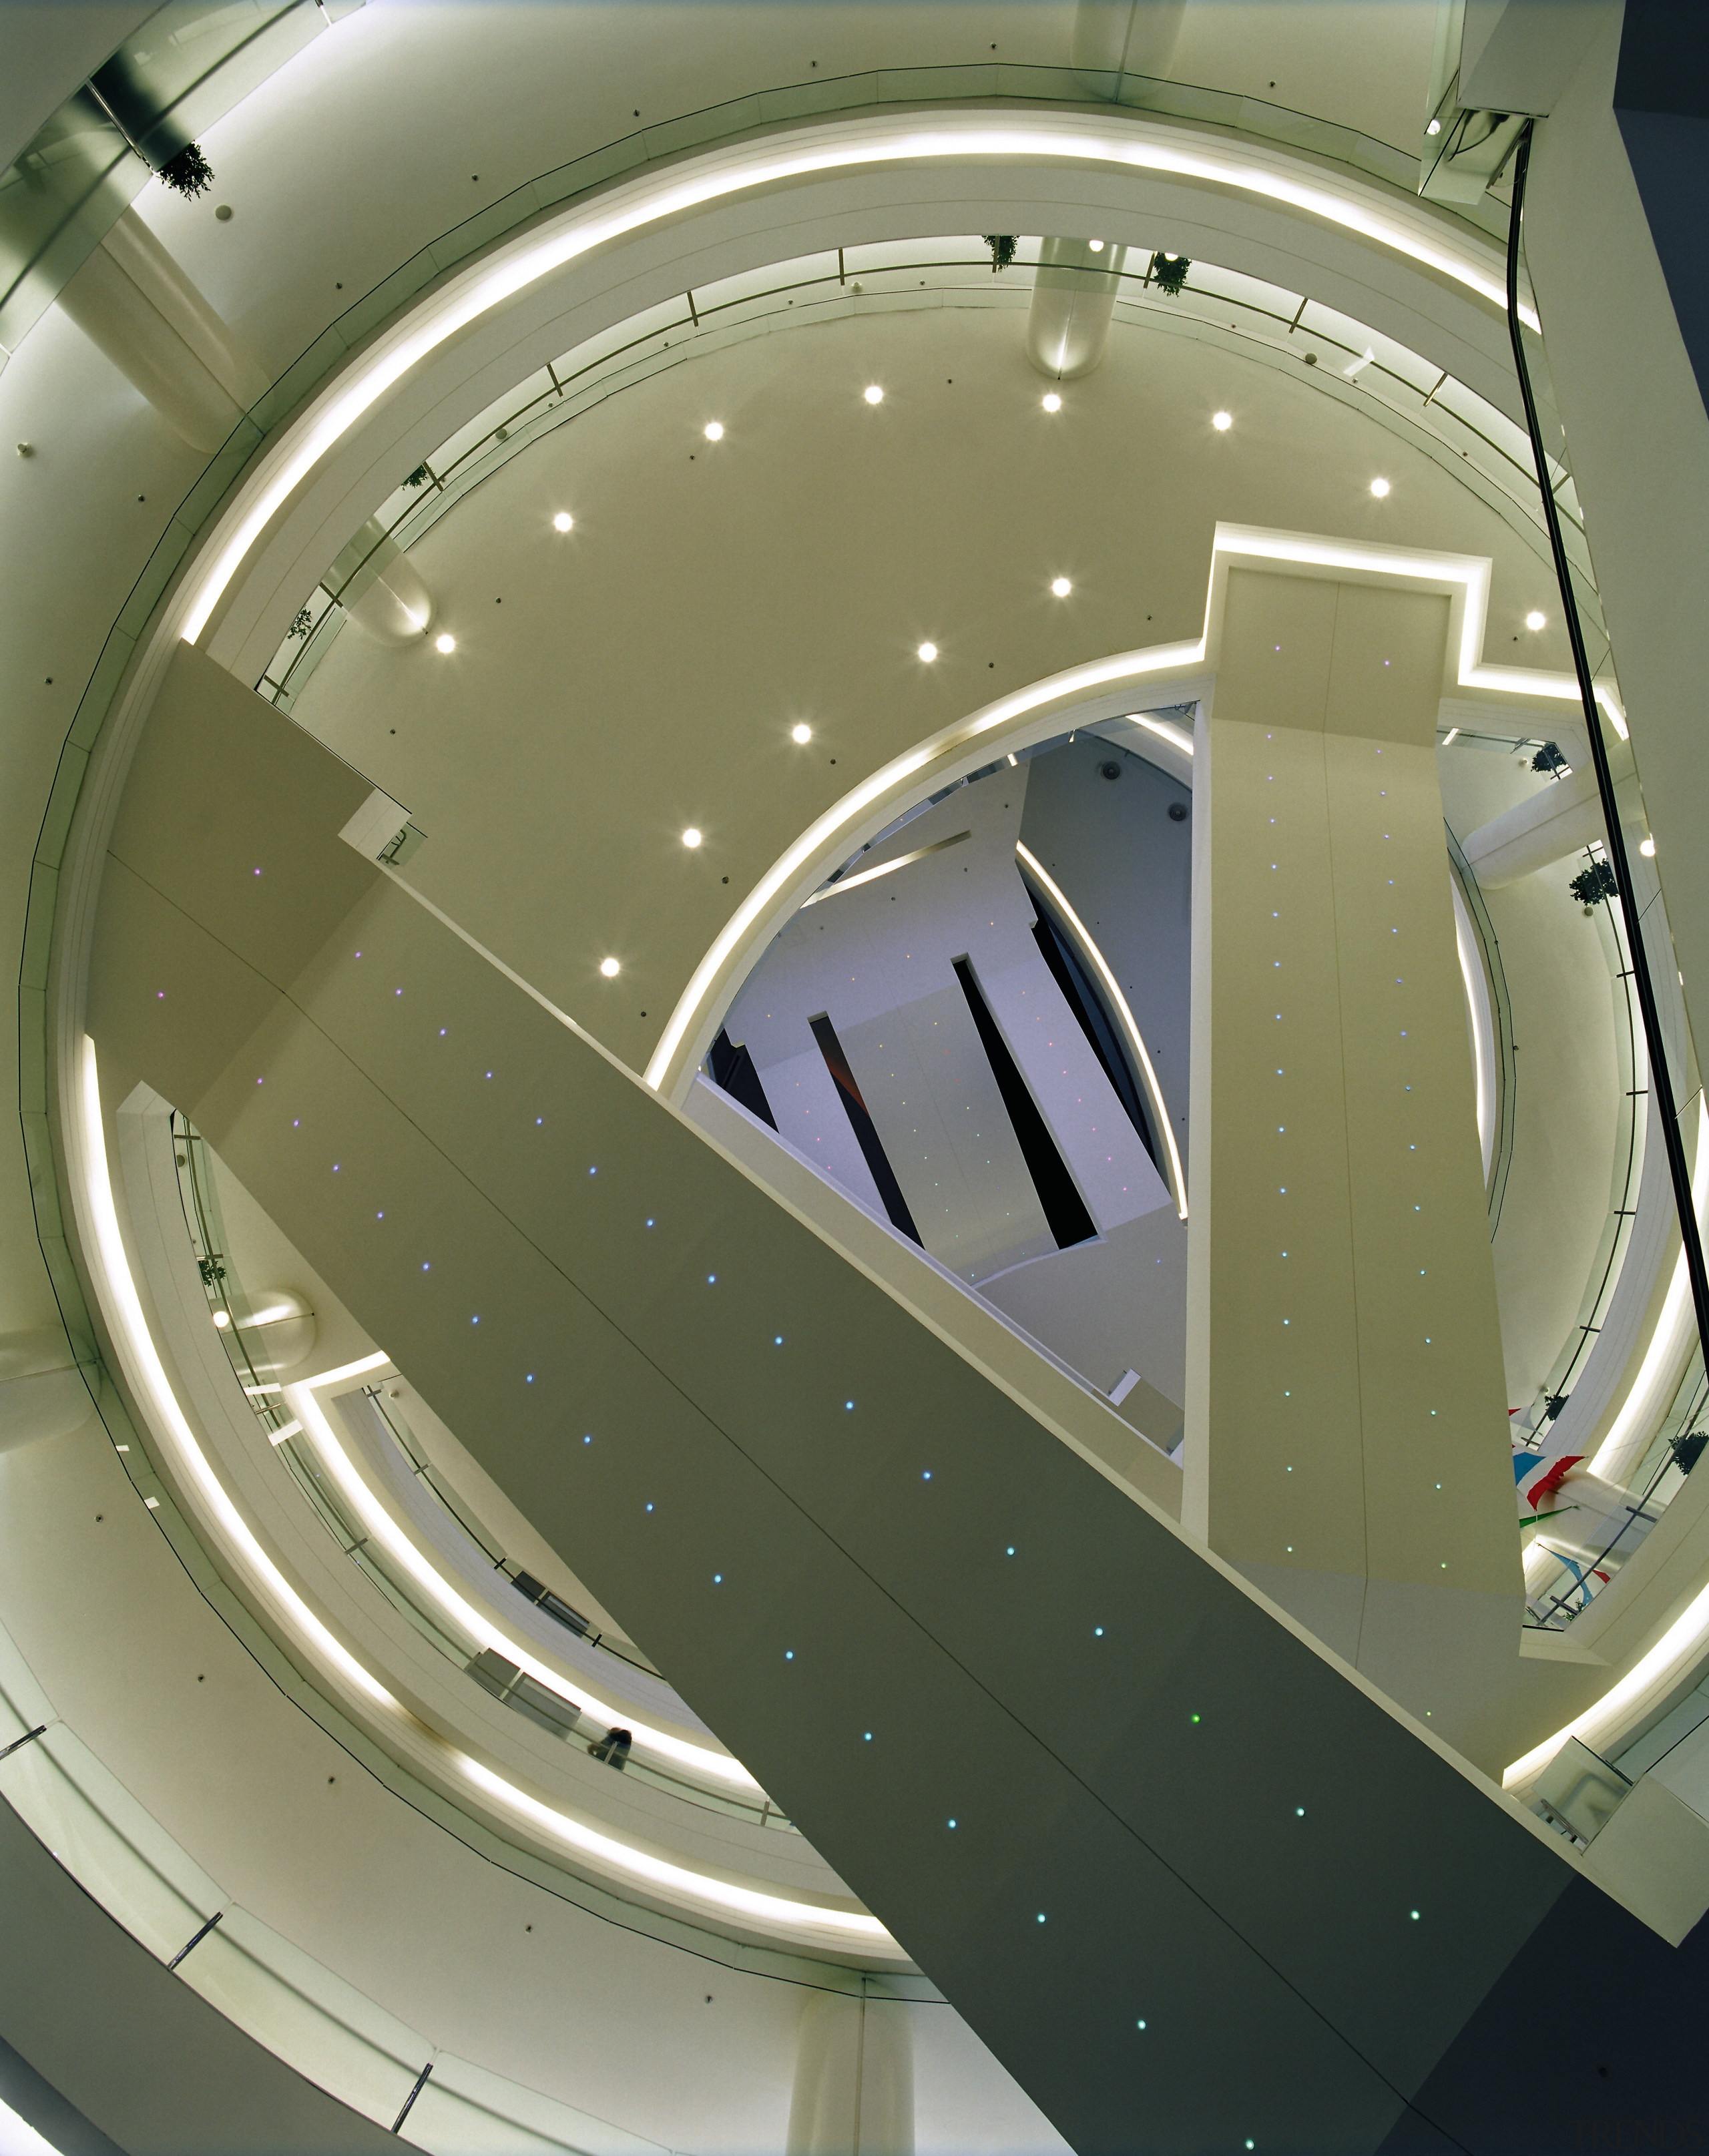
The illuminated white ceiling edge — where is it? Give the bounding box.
[69,1036,899,1957]
[1014,840,1187,1222]
[646,525,1622,1101]
[176,104,1537,651]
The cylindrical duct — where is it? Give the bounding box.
[1071,0,1187,81]
[1026,236,1129,380]
[335,517,434,643]
[786,1990,914,2156]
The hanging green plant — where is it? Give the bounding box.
[1152,251,1191,295]
[1531,741,1568,776]
[1569,860,1617,909]
[403,464,431,489]
[158,144,214,200]
[287,606,314,641]
[983,234,1019,273]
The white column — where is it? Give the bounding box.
[336,517,435,644]
[57,208,268,452]
[786,1990,913,2156]
[1025,237,1127,381]
[0,1330,95,1455]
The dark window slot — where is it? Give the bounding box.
[708,1027,777,1128]
[808,1013,923,1244]
[1022,876,1158,1167]
[468,1647,583,1738]
[952,957,1096,1250]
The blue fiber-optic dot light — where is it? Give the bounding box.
[1296,1806,1305,1817]
[471,1315,479,1324]
[1094,1626,1104,1637]
[526,1374,534,1383]
[708,1274,716,1284]
[1136,2020,1148,2031]
[1006,1546,1015,1556]
[713,1573,722,1583]
[646,1218,655,1227]
[922,1470,931,1480]
[536,1117,543,1125]
[646,1503,654,1513]
[1036,1914,1046,1924]
[774,1336,784,1346]
[844,1400,854,1410]
[422,1262,430,1270]
[583,1434,591,1444]
[587,1164,596,1174]
[784,1650,794,1660]
[863,1731,872,1741]
[947,1818,957,1829]
[1410,1909,1421,1921]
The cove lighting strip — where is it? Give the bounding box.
[178,108,1535,648]
[647,641,1205,1091]
[655,528,1619,1099]
[286,1377,762,1789]
[75,1039,893,1951]
[1016,840,1187,1222]
[1505,1097,1709,1790]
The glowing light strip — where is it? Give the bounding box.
[647,642,1204,1089]
[1451,878,1492,1179]
[178,109,1532,645]
[800,830,969,906]
[1503,1101,1709,1790]
[79,1040,390,1709]
[1135,714,1194,756]
[1016,840,1187,1222]
[1590,1098,1709,1487]
[286,1379,760,1788]
[76,1041,897,1947]
[460,1758,886,1939]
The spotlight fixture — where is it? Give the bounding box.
[1525,609,1547,631]
[1369,477,1391,498]
[917,641,938,663]
[553,511,573,532]
[434,631,457,652]
[863,384,884,405]
[1212,410,1232,431]
[703,421,724,441]
[1641,836,1657,858]
[1041,392,1062,413]
[212,1311,230,1329]
[599,957,621,977]
[1088,238,1104,253]
[682,828,702,848]
[1051,577,1072,597]
[790,722,812,744]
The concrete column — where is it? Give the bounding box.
[332,517,434,644]
[1025,237,1127,380]
[1070,0,1186,79]
[786,1990,913,2156]
[1184,567,1522,1762]
[0,1330,96,1455]
[57,208,268,453]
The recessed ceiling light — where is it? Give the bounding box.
[1088,238,1104,253]
[435,631,456,652]
[1369,477,1391,498]
[212,1311,230,1329]
[1641,836,1657,857]
[703,421,724,441]
[863,384,884,405]
[682,828,702,848]
[917,641,938,663]
[1427,117,1442,136]
[553,511,573,532]
[1212,410,1232,431]
[1525,608,1547,630]
[1041,392,1062,413]
[599,957,621,977]
[1051,577,1072,597]
[791,722,812,744]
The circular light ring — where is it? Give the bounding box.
[178,105,1535,650]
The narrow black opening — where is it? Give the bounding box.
[1021,873,1158,1168]
[951,957,1096,1250]
[708,1027,777,1129]
[808,1013,922,1244]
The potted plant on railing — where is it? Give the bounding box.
[1569,859,1618,912]
[983,234,1019,272]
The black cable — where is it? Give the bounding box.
[1504,121,1709,1393]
